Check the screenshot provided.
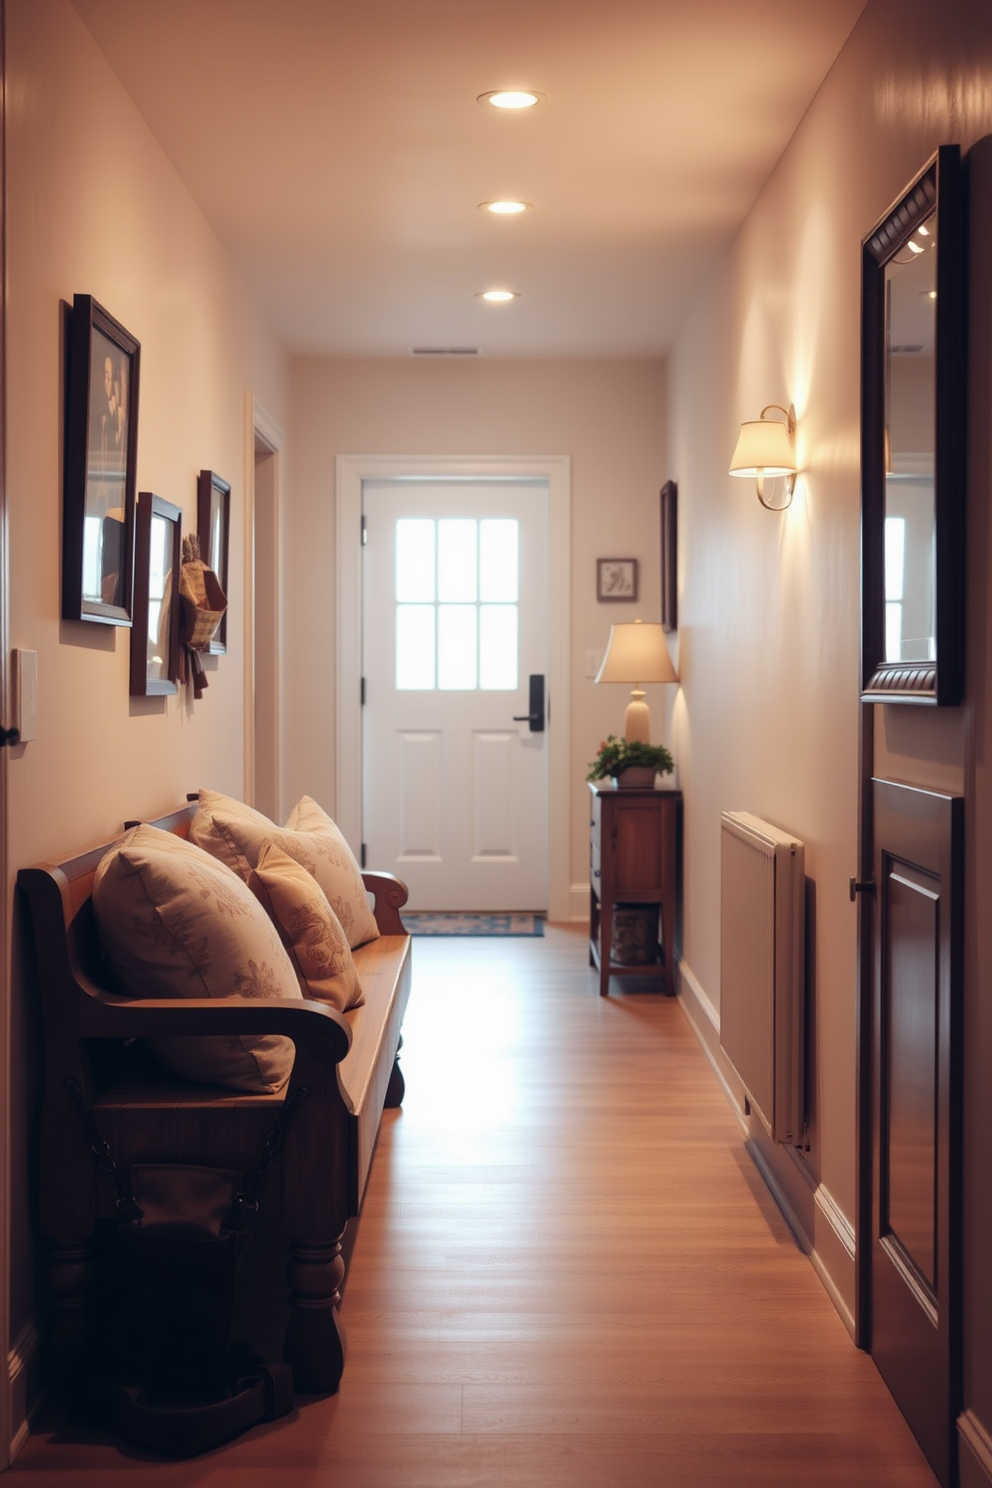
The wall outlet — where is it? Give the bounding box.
[14,649,38,742]
[585,648,604,679]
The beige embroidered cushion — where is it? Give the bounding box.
[93,824,302,1093]
[199,796,380,950]
[188,787,275,862]
[248,843,364,1012]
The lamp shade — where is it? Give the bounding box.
[729,418,796,477]
[595,621,678,685]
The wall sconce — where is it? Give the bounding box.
[729,403,797,510]
[595,619,678,742]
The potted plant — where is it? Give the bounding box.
[587,735,674,788]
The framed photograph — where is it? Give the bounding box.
[597,557,638,602]
[63,295,141,625]
[197,470,231,654]
[660,480,678,632]
[130,493,182,696]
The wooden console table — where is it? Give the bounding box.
[588,782,682,997]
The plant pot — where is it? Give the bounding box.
[615,766,657,788]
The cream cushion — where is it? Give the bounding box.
[197,795,380,950]
[188,786,275,862]
[93,824,302,1093]
[248,843,365,1012]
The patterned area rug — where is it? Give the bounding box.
[401,913,545,937]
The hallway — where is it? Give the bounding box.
[14,926,936,1486]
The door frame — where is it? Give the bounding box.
[335,453,571,922]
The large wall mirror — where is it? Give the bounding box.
[861,145,965,705]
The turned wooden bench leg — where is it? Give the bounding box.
[47,1237,97,1392]
[384,1035,405,1108]
[284,1237,347,1393]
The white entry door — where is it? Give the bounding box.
[362,479,550,911]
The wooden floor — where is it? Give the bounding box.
[12,926,938,1486]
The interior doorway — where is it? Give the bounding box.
[244,396,283,819]
[335,453,572,922]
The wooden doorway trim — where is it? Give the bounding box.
[335,453,572,923]
[0,0,11,1466]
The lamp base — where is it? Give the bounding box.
[624,692,650,744]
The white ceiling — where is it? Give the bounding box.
[71,0,867,359]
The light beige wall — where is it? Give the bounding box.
[666,0,991,1429]
[284,357,667,895]
[4,0,287,1400]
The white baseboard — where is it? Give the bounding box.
[959,1410,992,1488]
[569,882,590,921]
[677,960,856,1339]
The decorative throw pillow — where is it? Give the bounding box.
[93,824,302,1093]
[198,795,379,950]
[188,787,275,863]
[248,843,364,1012]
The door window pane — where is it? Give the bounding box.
[396,519,435,602]
[480,519,518,602]
[480,605,518,689]
[396,604,436,689]
[438,604,477,689]
[438,520,477,602]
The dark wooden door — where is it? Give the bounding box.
[870,778,963,1487]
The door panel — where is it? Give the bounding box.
[362,479,550,911]
[871,778,963,1488]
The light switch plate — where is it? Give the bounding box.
[14,649,38,742]
[585,648,604,679]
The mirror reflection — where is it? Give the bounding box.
[884,212,937,664]
[81,325,130,609]
[146,512,173,683]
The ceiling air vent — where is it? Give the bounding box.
[408,346,482,357]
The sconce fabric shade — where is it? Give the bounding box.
[728,418,796,478]
[595,620,677,743]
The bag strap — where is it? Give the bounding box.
[113,1361,294,1457]
[64,1078,310,1231]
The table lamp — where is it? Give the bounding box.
[595,619,678,742]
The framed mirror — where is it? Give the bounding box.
[197,469,231,654]
[861,145,965,705]
[63,295,140,625]
[130,493,182,696]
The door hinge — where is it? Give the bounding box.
[361,842,367,869]
[361,676,366,706]
[361,513,368,546]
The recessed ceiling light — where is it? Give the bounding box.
[478,90,543,110]
[478,200,531,215]
[476,289,518,302]
[907,240,924,255]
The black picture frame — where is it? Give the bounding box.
[63,295,140,625]
[197,469,231,655]
[660,480,678,632]
[860,146,966,705]
[130,492,182,697]
[597,558,638,602]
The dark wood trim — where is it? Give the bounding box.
[855,699,875,1349]
[660,481,677,632]
[860,146,966,706]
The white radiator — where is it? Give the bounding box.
[720,811,805,1144]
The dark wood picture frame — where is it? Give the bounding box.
[197,469,231,654]
[860,146,965,705]
[63,294,140,625]
[660,480,678,632]
[597,557,638,602]
[130,492,182,696]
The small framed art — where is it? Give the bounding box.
[197,469,231,654]
[660,480,678,632]
[63,295,141,625]
[130,492,182,696]
[597,557,638,602]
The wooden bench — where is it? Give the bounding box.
[16,800,412,1396]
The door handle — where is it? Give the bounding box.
[512,674,545,733]
[849,876,876,902]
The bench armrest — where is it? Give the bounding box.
[362,871,409,936]
[79,991,352,1064]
